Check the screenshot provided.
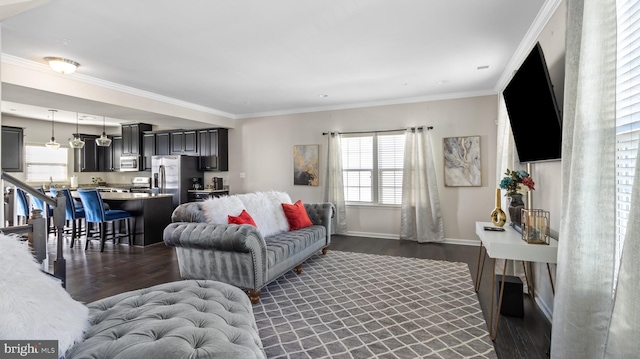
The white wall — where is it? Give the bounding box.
[228,95,498,241]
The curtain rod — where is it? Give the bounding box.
[322,126,433,135]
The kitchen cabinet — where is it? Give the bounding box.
[111,136,122,171]
[74,134,118,172]
[155,132,171,156]
[121,123,152,155]
[170,130,198,155]
[142,132,155,171]
[74,135,98,172]
[198,128,228,171]
[1,126,24,172]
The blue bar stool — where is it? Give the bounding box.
[77,189,132,252]
[31,187,55,235]
[15,187,30,225]
[50,188,86,248]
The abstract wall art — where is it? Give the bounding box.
[293,144,319,186]
[443,136,481,187]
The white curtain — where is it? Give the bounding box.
[323,132,347,235]
[400,128,443,243]
[551,0,618,357]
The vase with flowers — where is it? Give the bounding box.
[499,169,535,228]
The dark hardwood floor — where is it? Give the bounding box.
[49,234,551,359]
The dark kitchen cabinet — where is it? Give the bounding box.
[111,136,122,172]
[170,130,198,155]
[1,126,24,172]
[198,128,228,171]
[121,123,152,155]
[74,135,98,172]
[74,134,117,172]
[142,133,155,171]
[155,132,171,156]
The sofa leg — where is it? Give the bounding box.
[295,263,303,275]
[248,290,261,304]
[322,246,329,255]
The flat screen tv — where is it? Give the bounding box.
[503,42,562,163]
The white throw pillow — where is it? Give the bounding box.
[0,234,89,357]
[200,195,246,224]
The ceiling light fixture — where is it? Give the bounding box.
[69,112,85,149]
[45,110,60,150]
[44,57,80,74]
[96,116,112,147]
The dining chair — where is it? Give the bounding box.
[15,187,30,225]
[50,188,86,248]
[30,187,55,235]
[77,189,133,252]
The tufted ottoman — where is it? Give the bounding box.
[65,280,266,359]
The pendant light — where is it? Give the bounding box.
[96,116,112,147]
[45,110,60,149]
[69,112,85,149]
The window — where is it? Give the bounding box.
[25,145,68,182]
[615,0,640,270]
[342,132,405,205]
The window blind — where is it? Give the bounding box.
[25,145,68,182]
[377,134,405,205]
[341,132,404,205]
[342,135,373,202]
[615,0,640,268]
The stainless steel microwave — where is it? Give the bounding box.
[120,155,140,171]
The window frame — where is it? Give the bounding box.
[341,131,405,206]
[615,0,640,273]
[25,144,69,183]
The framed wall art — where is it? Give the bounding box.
[443,136,481,187]
[293,144,319,186]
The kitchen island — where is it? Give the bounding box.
[76,192,174,246]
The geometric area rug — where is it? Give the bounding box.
[253,250,497,358]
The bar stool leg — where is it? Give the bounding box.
[127,217,132,246]
[100,222,106,252]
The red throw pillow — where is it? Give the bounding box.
[228,209,257,227]
[282,200,313,231]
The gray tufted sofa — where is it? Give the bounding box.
[163,194,333,304]
[65,280,265,359]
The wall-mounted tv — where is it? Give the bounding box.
[503,42,562,163]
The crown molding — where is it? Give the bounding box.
[1,53,237,120]
[235,89,498,119]
[494,0,563,93]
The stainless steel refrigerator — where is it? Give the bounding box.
[152,155,202,208]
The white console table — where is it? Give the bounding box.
[475,221,558,340]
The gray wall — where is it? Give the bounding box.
[228,95,498,242]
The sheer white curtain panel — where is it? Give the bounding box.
[399,128,443,243]
[323,132,347,235]
[550,0,618,357]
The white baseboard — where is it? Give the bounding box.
[534,292,554,323]
[344,231,480,246]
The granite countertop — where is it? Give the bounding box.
[70,192,173,201]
